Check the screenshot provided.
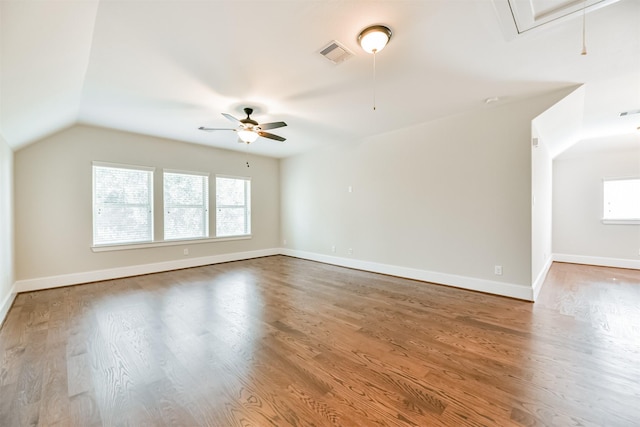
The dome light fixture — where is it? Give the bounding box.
[358,25,392,54]
[237,129,259,144]
[357,25,392,111]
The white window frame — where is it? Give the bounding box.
[163,169,210,241]
[215,175,251,237]
[92,161,155,247]
[602,177,640,225]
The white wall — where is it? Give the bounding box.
[14,125,280,287]
[553,134,640,268]
[529,86,584,298]
[0,133,15,326]
[281,90,570,300]
[530,126,553,297]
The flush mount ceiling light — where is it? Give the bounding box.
[358,25,392,54]
[357,25,392,111]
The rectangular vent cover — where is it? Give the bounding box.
[319,40,354,64]
[619,109,640,117]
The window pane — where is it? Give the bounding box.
[604,179,640,220]
[216,207,247,236]
[93,165,153,245]
[164,173,205,205]
[94,206,152,244]
[216,177,246,206]
[164,172,209,240]
[165,207,207,240]
[95,167,150,204]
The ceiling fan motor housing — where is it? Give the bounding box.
[241,108,259,126]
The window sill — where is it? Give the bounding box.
[601,219,640,225]
[91,235,252,252]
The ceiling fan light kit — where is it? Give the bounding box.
[237,129,259,144]
[199,107,287,144]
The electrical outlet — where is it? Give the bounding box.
[348,248,353,255]
[494,265,503,275]
[183,248,189,256]
[331,245,336,253]
[283,239,287,246]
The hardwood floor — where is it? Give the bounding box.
[1,256,639,426]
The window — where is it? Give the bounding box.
[93,163,154,245]
[603,177,640,223]
[164,170,209,240]
[216,176,251,237]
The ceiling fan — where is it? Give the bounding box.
[199,107,287,144]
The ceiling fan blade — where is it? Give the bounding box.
[259,121,287,130]
[259,131,286,142]
[198,126,235,132]
[222,113,241,124]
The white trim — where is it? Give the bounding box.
[15,248,279,293]
[532,255,553,301]
[91,235,251,252]
[163,168,209,177]
[13,248,640,303]
[602,175,640,182]
[601,219,640,225]
[280,249,534,301]
[92,160,155,172]
[553,254,640,270]
[0,283,17,329]
[216,174,251,181]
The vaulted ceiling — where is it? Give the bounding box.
[1,0,639,158]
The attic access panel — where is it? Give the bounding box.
[494,0,622,37]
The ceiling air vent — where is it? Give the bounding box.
[319,40,354,64]
[619,109,640,117]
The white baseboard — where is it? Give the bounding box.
[280,248,534,301]
[14,248,279,293]
[11,248,639,304]
[553,254,640,270]
[532,256,553,301]
[0,283,17,329]
[12,247,544,301]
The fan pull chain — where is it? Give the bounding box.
[373,49,377,111]
[581,0,587,55]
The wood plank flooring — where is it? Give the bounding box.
[1,256,639,426]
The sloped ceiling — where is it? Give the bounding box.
[1,0,639,158]
[0,0,99,147]
[533,85,586,158]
